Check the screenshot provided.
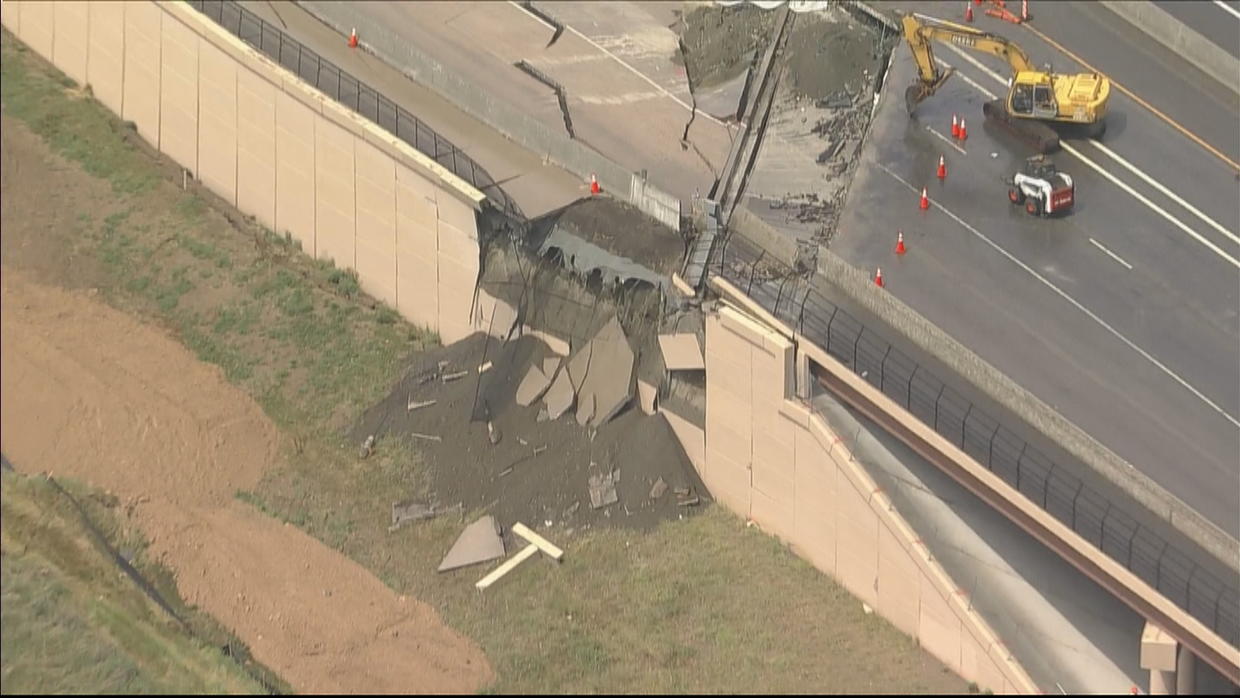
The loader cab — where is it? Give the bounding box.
[1023,155,1057,180]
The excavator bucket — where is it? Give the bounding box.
[904,67,955,115]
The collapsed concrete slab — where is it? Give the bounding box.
[575,316,635,428]
[438,516,505,572]
[637,379,659,415]
[515,365,551,407]
[658,333,706,371]
[543,363,576,420]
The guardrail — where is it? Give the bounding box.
[707,230,1240,652]
[188,0,524,221]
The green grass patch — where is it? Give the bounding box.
[0,472,279,695]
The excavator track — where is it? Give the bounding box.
[982,99,1061,154]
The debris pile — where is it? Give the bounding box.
[351,329,708,537]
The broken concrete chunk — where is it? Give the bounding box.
[359,434,376,459]
[650,477,668,500]
[577,316,635,428]
[543,356,562,380]
[587,473,619,510]
[390,501,438,530]
[575,392,595,426]
[487,421,502,446]
[658,333,705,371]
[515,365,551,407]
[536,405,550,422]
[543,363,576,420]
[637,379,659,415]
[438,516,506,572]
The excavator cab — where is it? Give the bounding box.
[1010,72,1058,120]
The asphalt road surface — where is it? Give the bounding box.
[833,1,1240,535]
[306,0,739,206]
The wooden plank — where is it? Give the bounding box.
[512,522,564,561]
[475,543,538,590]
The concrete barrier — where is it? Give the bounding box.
[700,300,1039,694]
[296,1,682,231]
[1100,1,1240,95]
[1,0,488,345]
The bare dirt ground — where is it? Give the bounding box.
[0,116,492,695]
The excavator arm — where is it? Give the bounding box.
[899,12,1036,114]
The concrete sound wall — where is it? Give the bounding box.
[702,302,1039,694]
[1,0,487,344]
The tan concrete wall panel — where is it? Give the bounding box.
[473,288,518,336]
[792,430,836,575]
[877,523,922,638]
[274,89,316,252]
[832,462,879,608]
[122,2,162,144]
[236,65,276,230]
[662,410,706,472]
[703,451,752,518]
[197,40,237,205]
[750,488,793,542]
[436,191,477,241]
[0,0,21,36]
[313,118,356,268]
[436,219,479,269]
[86,2,125,116]
[158,15,199,172]
[918,582,964,675]
[18,1,53,60]
[395,163,438,329]
[52,1,89,86]
[354,137,398,308]
[437,255,477,344]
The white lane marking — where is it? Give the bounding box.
[1088,139,1240,245]
[1089,237,1134,270]
[940,44,1240,267]
[506,1,728,128]
[877,161,1240,430]
[1213,0,1240,20]
[926,125,968,154]
[1060,141,1240,267]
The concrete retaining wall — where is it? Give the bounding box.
[1,0,488,344]
[297,1,682,231]
[699,301,1039,694]
[1100,1,1240,95]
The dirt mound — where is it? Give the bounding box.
[676,3,781,89]
[0,268,492,694]
[353,332,709,535]
[785,12,887,102]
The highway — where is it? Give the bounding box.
[299,0,739,206]
[832,1,1240,536]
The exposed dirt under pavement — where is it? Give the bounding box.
[675,3,780,89]
[784,11,890,102]
[352,332,709,537]
[0,115,493,695]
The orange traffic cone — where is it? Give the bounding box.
[951,114,960,139]
[895,232,906,255]
[965,3,974,22]
[590,174,600,195]
[919,188,930,210]
[958,118,968,141]
[936,155,947,180]
[875,267,885,287]
[349,28,358,48]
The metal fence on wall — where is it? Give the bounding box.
[707,231,1240,648]
[189,0,524,222]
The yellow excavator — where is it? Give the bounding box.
[899,12,1110,153]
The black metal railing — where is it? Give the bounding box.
[708,231,1240,647]
[189,0,523,221]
